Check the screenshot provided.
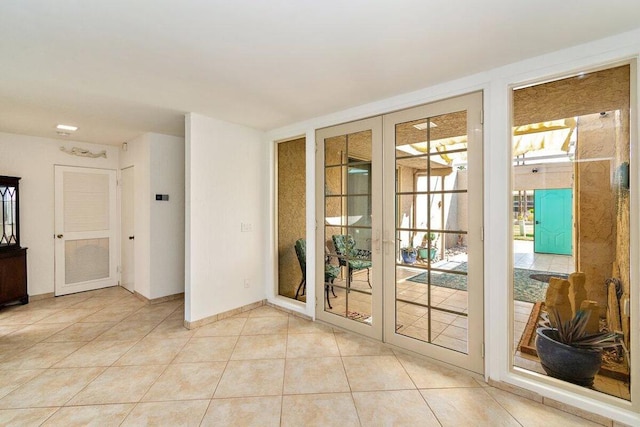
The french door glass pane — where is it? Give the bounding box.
[324,130,373,324]
[395,110,469,353]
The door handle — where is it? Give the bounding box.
[535,221,540,224]
[129,236,135,240]
[373,230,381,252]
[383,230,391,255]
[56,234,63,239]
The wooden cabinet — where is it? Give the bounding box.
[0,175,28,306]
[0,248,28,305]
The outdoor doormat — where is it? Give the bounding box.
[347,311,372,324]
[518,302,629,382]
[407,264,568,303]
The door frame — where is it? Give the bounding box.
[120,166,135,292]
[315,117,384,340]
[54,165,118,296]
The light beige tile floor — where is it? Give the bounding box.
[0,286,605,426]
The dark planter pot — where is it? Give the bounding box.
[401,249,417,264]
[535,327,602,387]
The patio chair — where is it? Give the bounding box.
[331,234,372,288]
[294,238,340,308]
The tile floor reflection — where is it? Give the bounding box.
[0,286,606,425]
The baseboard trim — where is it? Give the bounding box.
[266,301,312,321]
[184,299,267,330]
[134,291,184,305]
[27,292,54,301]
[487,379,612,426]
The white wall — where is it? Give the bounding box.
[513,163,573,191]
[0,132,119,296]
[185,113,267,322]
[120,132,185,300]
[265,28,640,424]
[150,133,185,299]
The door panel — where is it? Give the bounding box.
[383,92,484,374]
[121,166,135,292]
[316,118,383,340]
[55,166,117,296]
[534,188,572,255]
[316,92,483,374]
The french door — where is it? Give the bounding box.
[383,92,484,373]
[315,117,383,339]
[317,92,484,373]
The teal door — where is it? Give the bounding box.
[534,189,572,255]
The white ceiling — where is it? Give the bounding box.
[1,1,639,146]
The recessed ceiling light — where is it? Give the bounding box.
[56,124,78,132]
[413,122,437,130]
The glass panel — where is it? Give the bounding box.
[276,138,306,300]
[346,196,371,227]
[325,135,346,167]
[1,185,18,246]
[325,197,346,227]
[64,172,110,232]
[347,131,372,163]
[395,109,469,354]
[324,129,373,325]
[65,238,110,284]
[325,165,344,196]
[511,66,631,400]
[396,192,468,234]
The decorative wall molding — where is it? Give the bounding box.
[60,146,107,158]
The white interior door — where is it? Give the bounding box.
[54,166,118,296]
[120,166,135,292]
[383,91,484,374]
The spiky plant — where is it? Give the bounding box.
[548,308,620,350]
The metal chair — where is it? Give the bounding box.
[331,234,372,288]
[294,239,340,308]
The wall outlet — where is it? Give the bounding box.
[244,279,250,289]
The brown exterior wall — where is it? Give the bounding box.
[277,138,306,299]
[513,65,630,126]
[574,114,617,309]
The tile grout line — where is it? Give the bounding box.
[392,349,444,426]
[209,314,245,401]
[332,325,364,427]
[99,300,182,423]
[279,315,292,426]
[478,386,525,427]
[58,297,174,413]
